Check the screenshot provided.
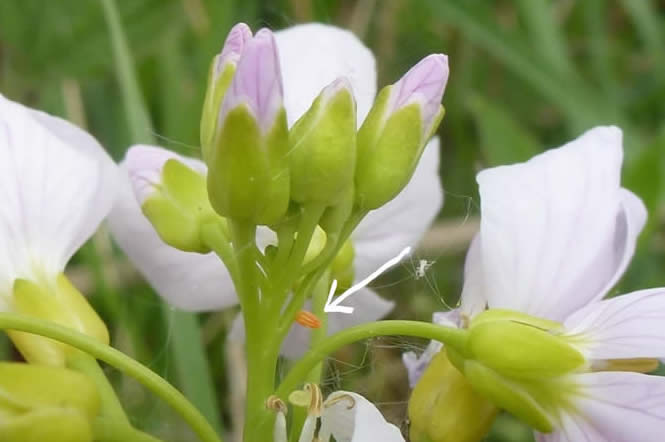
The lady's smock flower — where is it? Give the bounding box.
[0,94,117,365]
[406,126,665,441]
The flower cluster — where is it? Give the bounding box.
[0,17,663,442]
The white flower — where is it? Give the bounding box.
[108,23,443,357]
[405,126,665,441]
[0,93,117,300]
[274,389,404,442]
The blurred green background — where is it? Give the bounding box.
[1,1,664,441]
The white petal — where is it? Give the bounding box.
[475,126,642,321]
[275,23,377,127]
[320,391,404,442]
[353,138,443,281]
[107,145,237,311]
[0,94,117,298]
[564,288,665,360]
[459,234,488,317]
[539,372,665,442]
[230,288,394,359]
[123,144,206,204]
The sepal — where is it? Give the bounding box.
[409,350,497,442]
[9,275,109,366]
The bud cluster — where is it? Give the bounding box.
[199,23,449,228]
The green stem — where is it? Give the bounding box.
[92,417,164,442]
[0,313,222,442]
[67,351,129,425]
[270,204,325,308]
[275,320,468,399]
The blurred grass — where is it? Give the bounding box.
[1,1,664,441]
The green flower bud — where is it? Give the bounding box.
[141,159,220,253]
[9,275,109,366]
[200,23,252,159]
[207,29,290,225]
[0,363,99,442]
[288,77,356,205]
[409,350,497,442]
[355,54,448,210]
[0,408,93,442]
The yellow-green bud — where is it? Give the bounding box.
[9,275,109,366]
[0,363,99,442]
[288,77,356,205]
[207,29,290,225]
[355,54,448,210]
[141,159,220,253]
[409,350,497,442]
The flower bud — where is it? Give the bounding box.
[409,350,497,442]
[207,28,290,225]
[0,362,99,442]
[288,77,356,205]
[127,146,220,253]
[356,54,448,210]
[9,275,109,366]
[201,23,252,159]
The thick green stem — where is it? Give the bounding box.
[228,221,275,441]
[275,320,468,399]
[67,352,129,425]
[0,313,222,442]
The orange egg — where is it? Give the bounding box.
[295,310,322,329]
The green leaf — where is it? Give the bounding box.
[467,95,540,166]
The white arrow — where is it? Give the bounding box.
[324,246,412,314]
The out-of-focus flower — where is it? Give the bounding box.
[405,127,665,441]
[0,94,117,365]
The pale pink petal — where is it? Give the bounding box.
[215,22,252,75]
[275,23,376,127]
[220,28,283,133]
[475,126,641,321]
[107,146,237,311]
[319,391,404,442]
[389,54,448,136]
[353,137,442,281]
[564,288,665,360]
[0,94,117,300]
[540,372,665,442]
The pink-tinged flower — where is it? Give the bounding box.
[108,23,443,357]
[219,28,284,134]
[405,126,665,441]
